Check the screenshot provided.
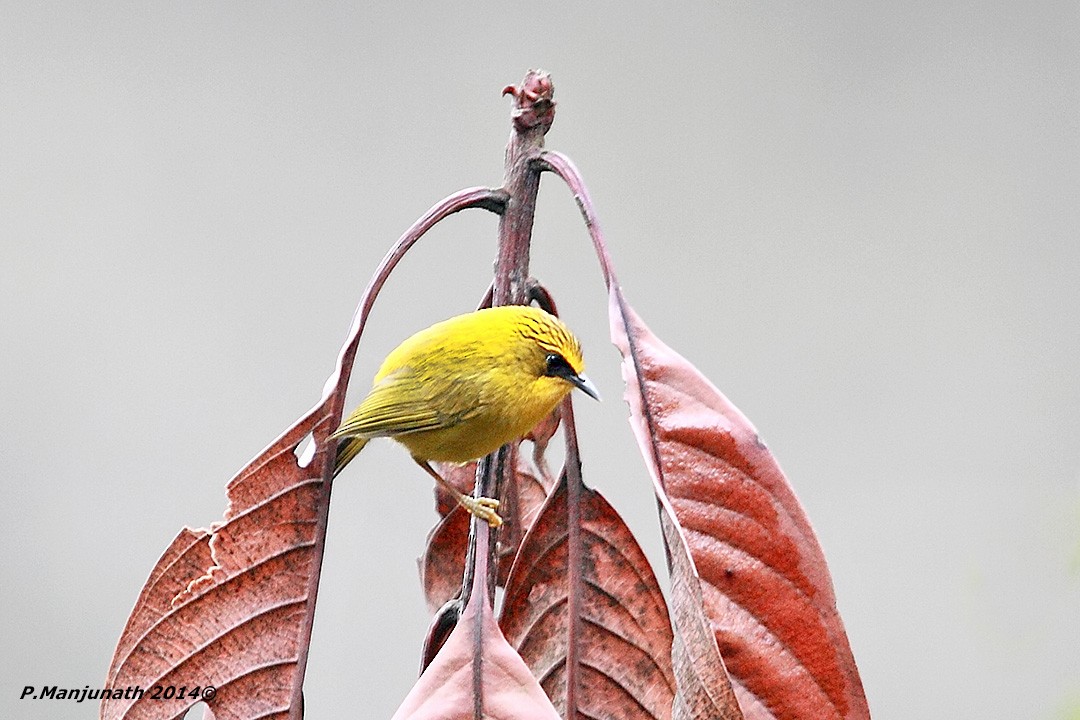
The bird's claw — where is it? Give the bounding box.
[462,496,502,527]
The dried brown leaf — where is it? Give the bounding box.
[500,471,676,720]
[101,416,328,720]
[419,505,471,617]
[395,536,561,720]
[609,289,870,720]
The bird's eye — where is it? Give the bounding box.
[545,353,573,378]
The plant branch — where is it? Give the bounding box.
[461,70,557,612]
[534,150,616,288]
[493,69,554,307]
[560,396,584,716]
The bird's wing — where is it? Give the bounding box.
[333,375,462,439]
[335,397,443,437]
[333,436,369,476]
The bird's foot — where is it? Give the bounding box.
[460,495,502,527]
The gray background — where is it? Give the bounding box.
[2,3,1078,719]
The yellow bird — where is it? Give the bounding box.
[330,305,599,526]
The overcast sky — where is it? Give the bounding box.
[2,3,1078,719]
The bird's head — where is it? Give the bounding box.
[540,349,600,401]
[511,306,601,402]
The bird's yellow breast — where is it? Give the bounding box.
[390,384,560,463]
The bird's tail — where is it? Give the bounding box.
[333,436,369,478]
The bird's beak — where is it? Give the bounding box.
[570,373,601,401]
